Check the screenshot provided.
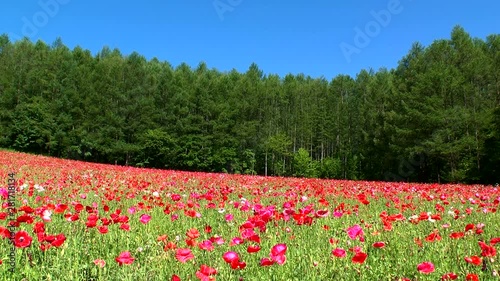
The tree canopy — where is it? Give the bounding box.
[0,26,498,184]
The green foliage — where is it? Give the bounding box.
[319,157,342,179]
[480,107,500,184]
[137,129,178,169]
[293,148,319,178]
[266,133,292,176]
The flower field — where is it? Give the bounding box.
[1,150,499,280]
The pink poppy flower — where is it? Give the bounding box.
[332,248,346,258]
[417,261,435,274]
[115,251,134,266]
[175,248,194,263]
[139,214,151,224]
[347,224,364,241]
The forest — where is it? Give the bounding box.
[0,26,499,184]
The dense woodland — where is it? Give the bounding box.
[0,26,499,184]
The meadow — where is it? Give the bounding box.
[1,150,499,280]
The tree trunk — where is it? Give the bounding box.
[265,152,268,176]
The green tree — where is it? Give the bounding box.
[293,148,319,178]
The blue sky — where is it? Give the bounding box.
[1,1,499,79]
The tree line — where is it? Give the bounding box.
[0,26,499,184]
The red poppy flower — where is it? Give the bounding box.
[185,210,198,218]
[120,223,130,231]
[329,238,339,245]
[430,214,441,221]
[491,237,500,245]
[259,257,275,266]
[352,252,367,264]
[54,204,68,214]
[222,250,246,269]
[74,204,84,212]
[478,241,496,257]
[425,231,441,242]
[464,256,482,266]
[441,272,458,280]
[466,273,479,281]
[115,251,134,266]
[157,234,168,242]
[417,261,435,274]
[383,220,393,231]
[465,224,475,232]
[44,235,56,243]
[185,238,197,247]
[315,210,330,218]
[186,228,200,239]
[204,225,212,233]
[247,234,261,244]
[14,231,32,248]
[164,241,177,251]
[67,214,79,222]
[175,248,194,263]
[0,226,11,239]
[247,245,261,253]
[50,233,66,247]
[33,222,45,233]
[449,232,464,239]
[372,241,385,248]
[40,243,51,251]
[171,275,181,281]
[117,215,129,223]
[17,214,34,224]
[195,264,217,281]
[86,219,97,228]
[98,226,108,234]
[232,260,246,270]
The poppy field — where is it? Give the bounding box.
[1,150,499,281]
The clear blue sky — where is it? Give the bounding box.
[1,1,499,79]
